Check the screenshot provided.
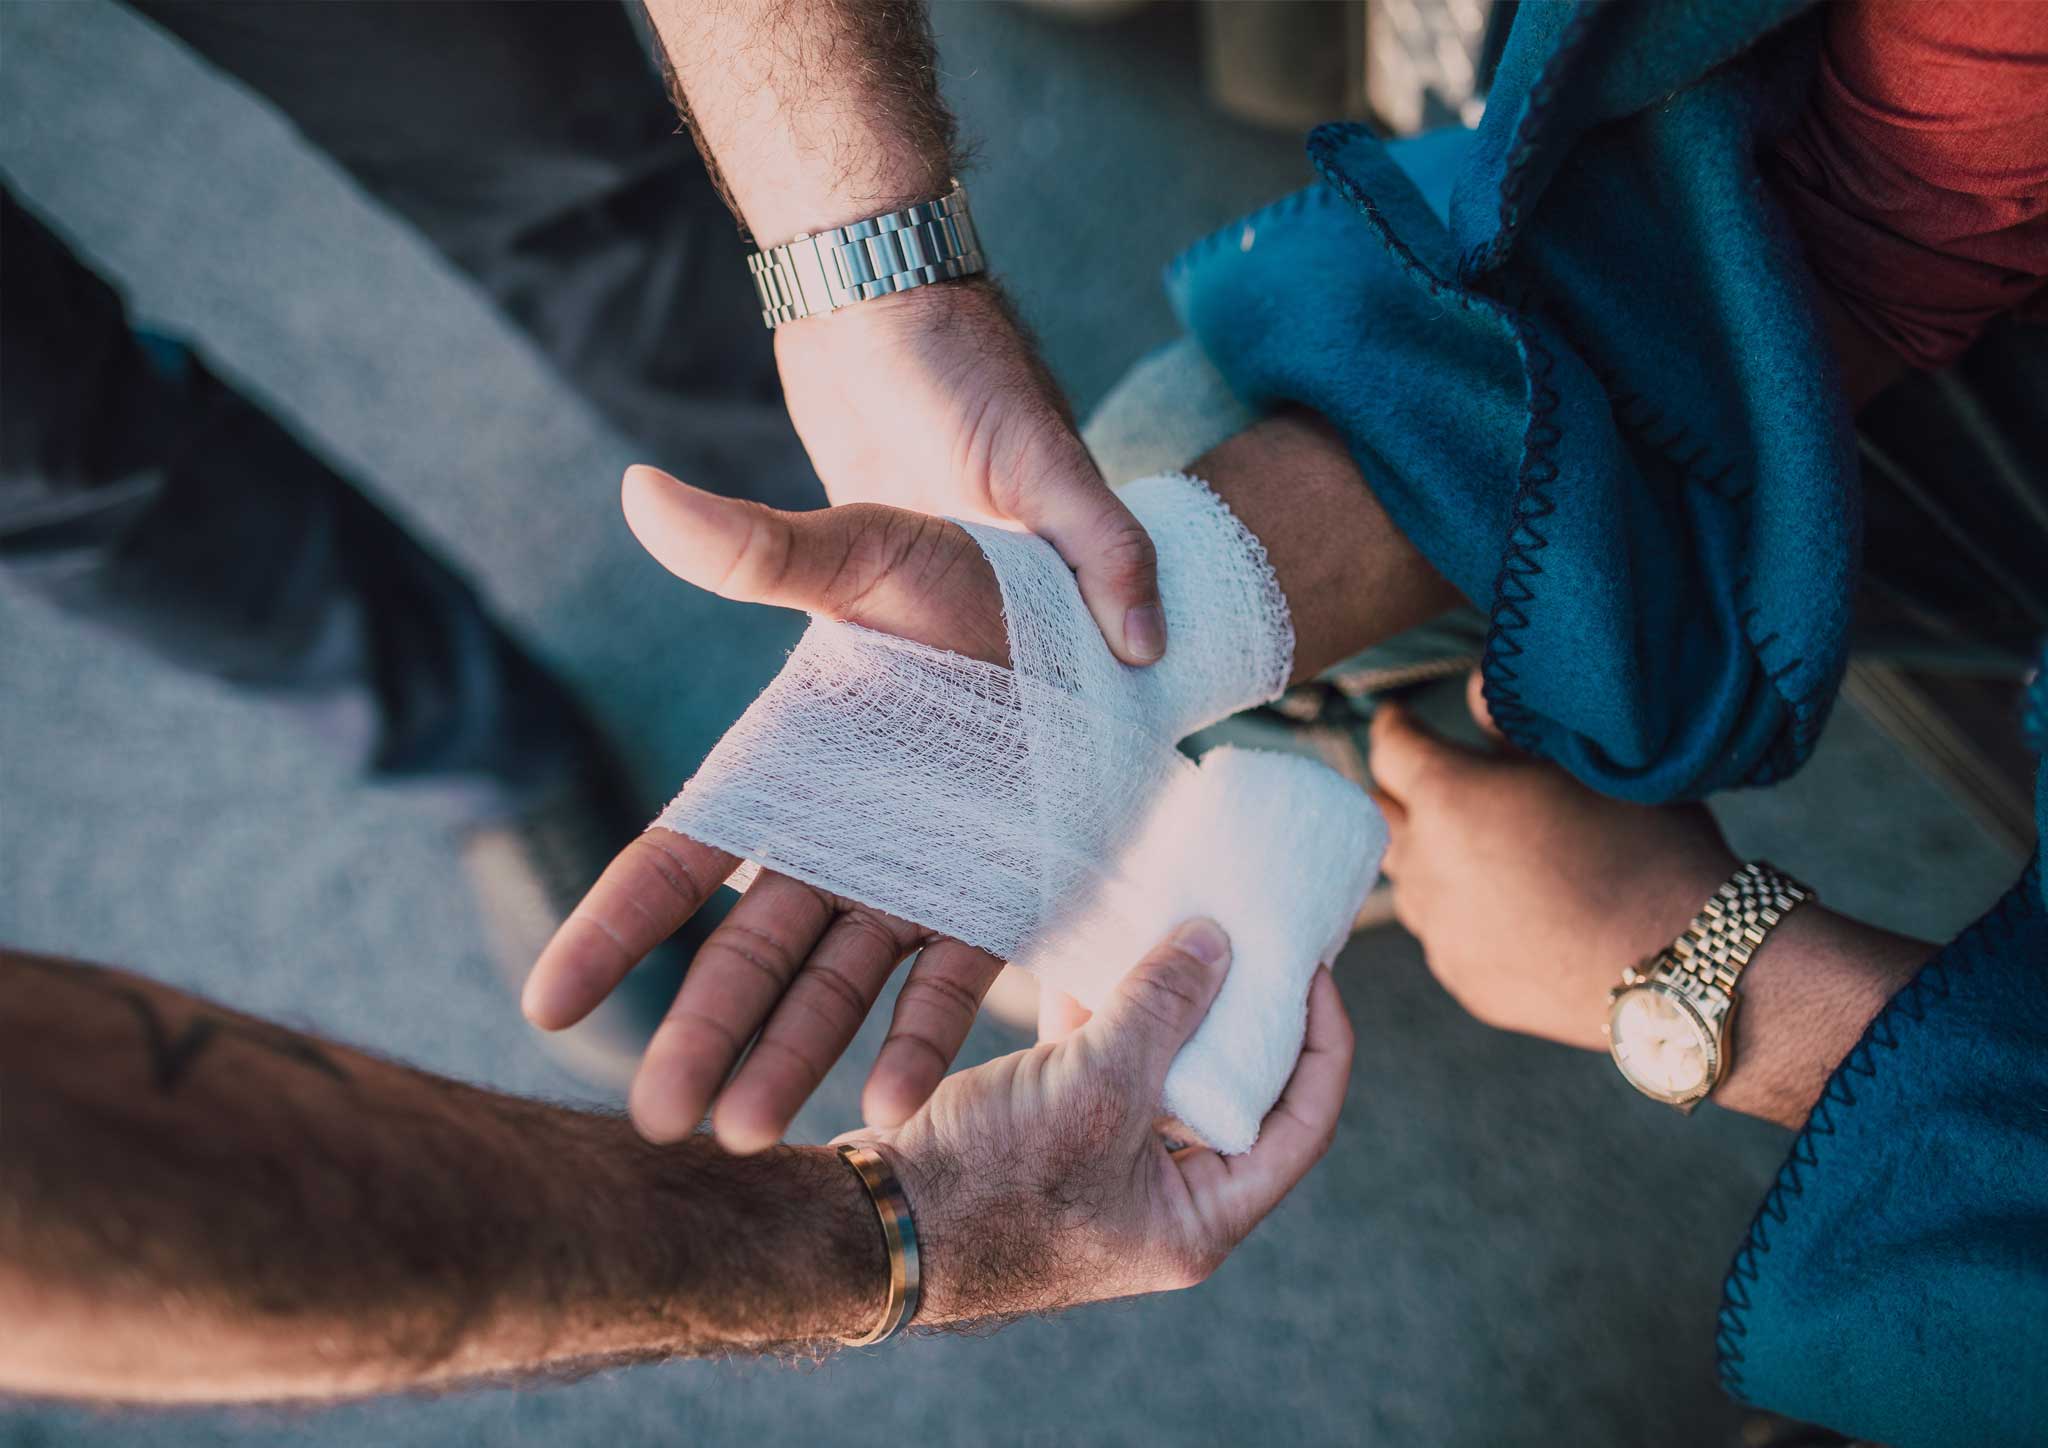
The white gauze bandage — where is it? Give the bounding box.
[655,473,1386,1153]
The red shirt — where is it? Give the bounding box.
[1768,0,2048,369]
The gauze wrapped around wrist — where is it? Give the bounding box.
[966,472,1294,742]
[654,473,1385,1153]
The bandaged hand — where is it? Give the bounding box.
[648,463,1382,1155]
[525,467,1016,1148]
[531,412,1453,1153]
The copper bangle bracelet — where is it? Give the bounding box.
[836,1143,922,1345]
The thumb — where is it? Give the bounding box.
[623,464,835,610]
[623,464,1007,663]
[997,441,1166,668]
[1037,984,1092,1044]
[1464,669,1515,748]
[1080,918,1231,1092]
[1367,700,1488,807]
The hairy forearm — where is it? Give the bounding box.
[0,949,883,1402]
[1190,410,1466,683]
[646,0,955,241]
[1715,909,1932,1130]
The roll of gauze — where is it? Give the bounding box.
[655,474,1386,1152]
[1017,746,1383,1152]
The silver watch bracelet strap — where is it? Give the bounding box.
[1670,860,1813,993]
[747,183,984,330]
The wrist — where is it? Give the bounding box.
[805,1146,899,1341]
[872,1129,1074,1331]
[1609,849,1744,985]
[773,271,1004,357]
[1562,845,1740,1054]
[1188,413,1463,681]
[616,1142,886,1351]
[1714,906,1933,1128]
[737,161,954,251]
[864,1137,969,1328]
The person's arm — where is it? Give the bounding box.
[641,0,1167,666]
[1767,0,2048,404]
[645,0,948,246]
[1362,673,1932,1130]
[1190,410,1462,685]
[0,948,884,1400]
[525,410,1452,1149]
[1368,668,2048,1446]
[0,927,1349,1403]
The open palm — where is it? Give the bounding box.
[523,466,1015,1149]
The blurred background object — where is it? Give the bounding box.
[0,3,2021,1444]
[1199,0,1372,131]
[1361,0,1502,132]
[1035,0,1506,135]
[1197,0,1502,134]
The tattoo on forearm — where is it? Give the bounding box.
[10,951,346,1092]
[121,994,347,1093]
[2,945,906,1391]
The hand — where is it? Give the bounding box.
[1369,674,1739,1051]
[774,281,1168,665]
[525,466,1018,1149]
[850,920,1354,1323]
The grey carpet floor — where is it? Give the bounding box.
[0,3,2016,1444]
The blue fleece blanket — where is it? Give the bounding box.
[1169,0,1850,802]
[1715,658,2048,1446]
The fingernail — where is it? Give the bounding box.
[1173,917,1231,968]
[622,462,677,499]
[1123,604,1167,662]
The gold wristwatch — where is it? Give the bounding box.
[1604,861,1812,1112]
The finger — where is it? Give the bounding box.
[628,872,832,1143]
[862,938,1006,1128]
[1195,966,1354,1227]
[1037,984,1092,1044]
[623,464,842,610]
[1369,787,1408,880]
[1367,786,1408,830]
[623,465,1008,665]
[1366,701,1482,806]
[1081,918,1232,1093]
[998,448,1165,667]
[712,908,912,1153]
[1465,668,1525,754]
[523,828,738,1030]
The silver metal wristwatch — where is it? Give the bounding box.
[744,182,985,331]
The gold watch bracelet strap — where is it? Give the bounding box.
[836,1144,922,1346]
[1669,859,1814,994]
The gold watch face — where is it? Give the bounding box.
[1607,983,1718,1104]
